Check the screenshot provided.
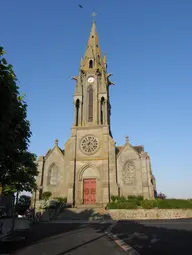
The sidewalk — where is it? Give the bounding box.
[0,218,31,240]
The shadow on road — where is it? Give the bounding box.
[1,207,192,255]
[111,219,192,255]
[0,208,111,254]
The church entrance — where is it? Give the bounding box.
[83,179,96,204]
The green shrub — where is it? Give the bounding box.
[107,203,118,209]
[54,197,67,205]
[141,199,158,209]
[127,195,143,200]
[111,195,118,203]
[157,199,192,209]
[108,198,192,210]
[119,196,126,202]
[42,191,52,201]
[107,201,138,209]
[127,195,143,206]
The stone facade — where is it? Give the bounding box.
[108,209,192,220]
[34,21,156,207]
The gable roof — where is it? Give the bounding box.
[116,142,145,158]
[116,146,123,154]
[133,146,144,153]
[44,145,64,161]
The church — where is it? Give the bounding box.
[35,21,156,207]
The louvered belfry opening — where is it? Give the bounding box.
[88,86,93,122]
[100,97,105,124]
[75,99,80,126]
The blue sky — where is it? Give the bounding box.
[1,0,192,198]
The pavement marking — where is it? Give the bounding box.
[105,222,141,255]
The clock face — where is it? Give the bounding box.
[87,77,94,83]
[80,135,99,155]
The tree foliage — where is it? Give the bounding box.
[156,192,167,200]
[42,191,52,201]
[0,46,38,193]
[16,195,31,214]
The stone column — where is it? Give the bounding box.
[79,99,82,126]
[104,98,108,125]
[73,101,77,126]
[98,98,101,125]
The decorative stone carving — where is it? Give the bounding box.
[80,135,99,155]
[122,160,135,185]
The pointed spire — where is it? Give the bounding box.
[103,54,107,65]
[55,139,59,146]
[80,57,84,68]
[81,21,105,71]
[125,136,129,143]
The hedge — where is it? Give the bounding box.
[107,196,192,209]
[157,199,192,209]
[107,201,137,209]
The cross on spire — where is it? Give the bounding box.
[91,11,97,21]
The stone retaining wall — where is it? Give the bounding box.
[108,209,192,220]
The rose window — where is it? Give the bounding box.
[123,161,135,184]
[80,136,99,154]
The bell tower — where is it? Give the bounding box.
[65,21,118,206]
[72,21,113,136]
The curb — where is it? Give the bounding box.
[44,220,116,224]
[105,223,140,255]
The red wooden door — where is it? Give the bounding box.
[83,179,96,204]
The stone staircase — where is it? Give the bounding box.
[56,207,110,221]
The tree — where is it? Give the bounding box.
[16,195,31,215]
[0,46,38,194]
[157,192,167,200]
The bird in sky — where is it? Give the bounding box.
[78,4,83,8]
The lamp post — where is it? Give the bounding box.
[33,188,37,223]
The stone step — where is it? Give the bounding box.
[56,208,111,220]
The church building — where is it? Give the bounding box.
[35,21,156,206]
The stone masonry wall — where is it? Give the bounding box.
[108,209,192,220]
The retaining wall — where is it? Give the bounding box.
[108,209,192,220]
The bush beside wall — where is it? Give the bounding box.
[107,196,192,209]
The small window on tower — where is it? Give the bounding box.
[75,99,80,126]
[89,60,93,68]
[98,55,100,63]
[88,86,93,122]
[100,97,105,125]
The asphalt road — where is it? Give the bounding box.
[112,219,192,255]
[0,222,126,255]
[1,219,192,255]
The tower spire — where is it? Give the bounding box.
[81,20,105,71]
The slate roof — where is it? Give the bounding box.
[133,146,144,153]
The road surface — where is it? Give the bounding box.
[112,219,192,255]
[0,222,126,255]
[1,219,192,255]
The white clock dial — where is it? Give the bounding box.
[88,77,94,83]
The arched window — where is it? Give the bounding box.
[48,164,59,186]
[98,55,100,64]
[88,86,93,122]
[122,160,135,185]
[89,59,93,68]
[100,97,105,124]
[75,99,80,126]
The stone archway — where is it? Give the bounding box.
[76,164,102,205]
